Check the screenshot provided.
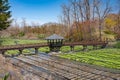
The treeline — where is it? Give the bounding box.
[0,0,120,41]
[0,22,67,39]
[1,13,120,41]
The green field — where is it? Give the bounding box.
[0,38,46,45]
[59,48,120,70]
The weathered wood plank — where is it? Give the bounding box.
[10,54,119,80]
[10,57,69,80]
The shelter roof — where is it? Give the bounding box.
[45,34,64,40]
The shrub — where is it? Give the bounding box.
[103,30,115,35]
[18,32,25,37]
[37,34,45,39]
[114,41,120,48]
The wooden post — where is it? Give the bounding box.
[83,45,87,51]
[1,51,5,55]
[19,49,23,55]
[93,45,97,50]
[35,48,39,54]
[70,46,74,51]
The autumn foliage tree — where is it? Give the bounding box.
[104,14,117,34]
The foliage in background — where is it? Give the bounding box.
[37,34,45,39]
[18,32,25,37]
[0,38,46,45]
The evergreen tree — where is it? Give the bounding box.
[0,0,11,30]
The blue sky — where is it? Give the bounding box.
[9,0,117,25]
[9,0,68,25]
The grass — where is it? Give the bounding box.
[39,47,50,53]
[59,48,120,70]
[5,50,19,56]
[62,46,83,52]
[61,46,95,52]
[0,38,46,45]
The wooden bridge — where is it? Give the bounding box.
[0,41,108,56]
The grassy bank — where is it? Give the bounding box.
[0,38,46,45]
[59,48,120,70]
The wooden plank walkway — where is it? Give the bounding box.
[9,53,120,80]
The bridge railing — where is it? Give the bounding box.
[0,43,48,50]
[63,41,108,46]
[0,41,108,57]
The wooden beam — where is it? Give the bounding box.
[19,49,23,55]
[70,46,74,51]
[35,48,39,54]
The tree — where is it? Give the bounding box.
[115,0,120,40]
[0,0,11,31]
[60,0,113,41]
[104,15,117,34]
[94,0,111,40]
[61,4,72,40]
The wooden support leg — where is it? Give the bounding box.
[1,51,5,56]
[83,45,87,51]
[93,45,97,50]
[49,47,53,52]
[55,47,60,52]
[35,48,39,54]
[58,47,61,51]
[19,49,23,55]
[70,46,74,51]
[101,44,106,48]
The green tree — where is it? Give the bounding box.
[0,0,11,30]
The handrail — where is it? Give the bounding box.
[0,41,107,51]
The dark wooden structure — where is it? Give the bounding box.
[45,34,64,52]
[0,43,48,56]
[0,40,108,57]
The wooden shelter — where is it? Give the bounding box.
[45,34,64,52]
